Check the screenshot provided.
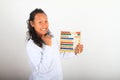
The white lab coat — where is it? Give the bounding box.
[26,37,76,80]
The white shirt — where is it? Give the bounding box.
[26,37,76,80]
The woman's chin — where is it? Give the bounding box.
[39,30,48,36]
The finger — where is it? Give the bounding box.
[80,45,83,52]
[79,44,83,49]
[75,50,79,54]
[80,44,83,48]
[47,35,52,39]
[77,44,81,49]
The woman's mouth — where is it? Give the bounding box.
[41,28,47,31]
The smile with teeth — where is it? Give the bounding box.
[41,28,47,31]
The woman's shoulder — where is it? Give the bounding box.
[26,39,42,50]
[26,39,34,47]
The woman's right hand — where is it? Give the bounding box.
[41,35,52,46]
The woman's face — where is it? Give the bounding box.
[30,13,49,36]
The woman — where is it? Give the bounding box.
[26,8,83,80]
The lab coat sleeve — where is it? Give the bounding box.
[26,42,53,74]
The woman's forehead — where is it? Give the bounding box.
[34,13,47,19]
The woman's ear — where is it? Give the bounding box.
[30,21,34,27]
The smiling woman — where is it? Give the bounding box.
[26,8,83,80]
[27,8,52,47]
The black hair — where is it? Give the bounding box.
[27,8,52,47]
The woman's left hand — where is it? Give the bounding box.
[74,43,83,54]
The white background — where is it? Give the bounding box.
[0,0,120,80]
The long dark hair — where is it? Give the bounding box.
[27,8,52,47]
